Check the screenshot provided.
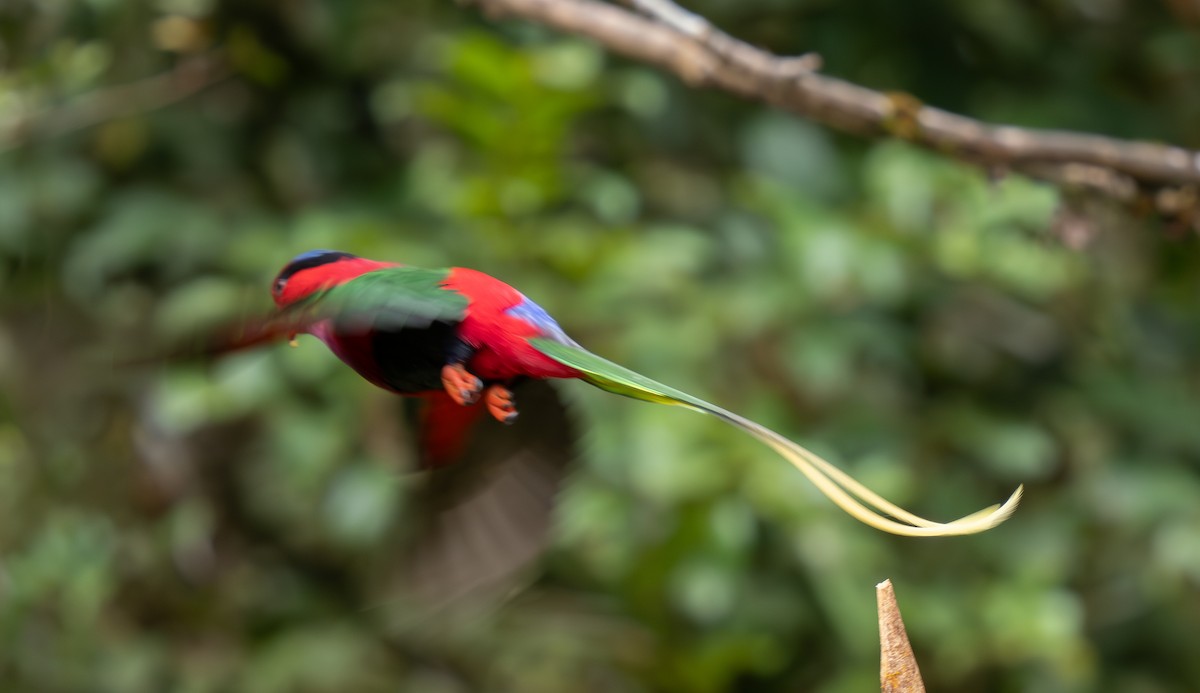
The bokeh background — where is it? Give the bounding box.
[3,1,1200,691]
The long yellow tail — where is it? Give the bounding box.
[531,337,1022,537]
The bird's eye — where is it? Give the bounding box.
[273,277,288,295]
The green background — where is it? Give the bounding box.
[3,0,1200,690]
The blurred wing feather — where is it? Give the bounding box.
[161,267,470,361]
[378,381,577,614]
[289,267,468,333]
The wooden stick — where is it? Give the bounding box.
[877,579,926,693]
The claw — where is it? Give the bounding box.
[441,364,483,406]
[484,385,518,425]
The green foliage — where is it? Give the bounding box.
[3,1,1200,691]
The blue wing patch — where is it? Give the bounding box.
[506,297,577,346]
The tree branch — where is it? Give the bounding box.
[466,0,1200,217]
[621,0,821,77]
[0,53,229,153]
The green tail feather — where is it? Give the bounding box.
[530,338,1022,537]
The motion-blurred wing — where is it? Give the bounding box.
[374,380,578,614]
[298,267,468,334]
[155,267,470,360]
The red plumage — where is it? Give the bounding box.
[269,253,580,468]
[442,268,580,382]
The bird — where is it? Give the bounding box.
[216,249,1021,539]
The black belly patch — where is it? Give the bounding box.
[370,321,468,393]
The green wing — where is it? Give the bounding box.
[172,267,468,359]
[530,338,1022,537]
[289,266,468,332]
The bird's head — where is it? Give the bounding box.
[271,250,391,308]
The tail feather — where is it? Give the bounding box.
[531,338,1022,537]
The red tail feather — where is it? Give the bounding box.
[419,391,487,468]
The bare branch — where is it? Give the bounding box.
[466,0,1200,214]
[877,579,926,693]
[625,0,708,37]
[0,53,229,153]
[623,0,821,76]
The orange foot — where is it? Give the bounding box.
[441,364,483,405]
[484,384,518,425]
